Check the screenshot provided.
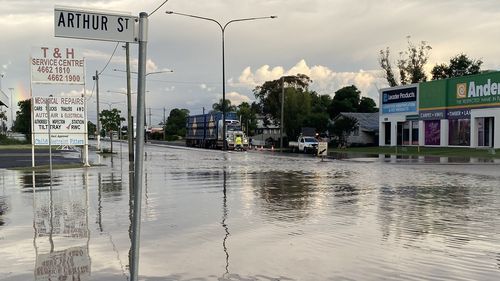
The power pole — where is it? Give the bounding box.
[125,42,134,162]
[280,76,285,152]
[93,70,101,151]
[163,107,166,140]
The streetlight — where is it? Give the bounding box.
[113,68,173,142]
[8,88,14,130]
[165,11,276,150]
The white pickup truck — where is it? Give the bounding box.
[289,136,319,153]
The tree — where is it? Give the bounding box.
[99,108,124,153]
[379,47,398,87]
[212,99,236,113]
[236,102,258,136]
[254,74,314,140]
[379,37,432,86]
[0,109,7,134]
[330,116,358,148]
[164,108,189,140]
[431,53,483,80]
[87,121,96,138]
[14,99,31,142]
[358,97,378,113]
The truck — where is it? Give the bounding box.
[289,135,319,153]
[185,112,249,150]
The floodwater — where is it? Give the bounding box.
[1,143,500,281]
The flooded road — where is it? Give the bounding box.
[1,144,500,280]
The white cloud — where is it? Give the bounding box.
[233,59,387,103]
[226,91,250,106]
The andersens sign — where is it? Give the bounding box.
[54,6,138,42]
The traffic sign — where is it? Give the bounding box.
[54,6,138,43]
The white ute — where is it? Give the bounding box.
[289,136,319,153]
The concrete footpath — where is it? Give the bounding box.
[0,147,84,169]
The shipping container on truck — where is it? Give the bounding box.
[185,112,248,150]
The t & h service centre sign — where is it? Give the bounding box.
[54,6,138,43]
[31,46,84,85]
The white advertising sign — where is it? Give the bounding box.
[31,46,85,85]
[33,96,86,146]
[54,6,138,43]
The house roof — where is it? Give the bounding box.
[337,112,379,132]
[0,89,8,107]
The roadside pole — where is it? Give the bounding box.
[47,96,53,177]
[94,70,101,151]
[125,42,134,162]
[130,12,148,281]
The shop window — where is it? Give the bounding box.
[425,120,440,145]
[403,122,410,145]
[411,121,419,145]
[384,122,391,145]
[448,119,470,146]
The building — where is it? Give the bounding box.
[380,71,500,149]
[0,89,8,107]
[336,112,379,146]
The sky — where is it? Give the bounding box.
[2,0,500,127]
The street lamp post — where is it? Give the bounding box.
[165,11,276,150]
[8,88,14,131]
[113,68,172,144]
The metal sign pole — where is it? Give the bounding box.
[30,57,35,168]
[130,12,148,281]
[47,96,53,177]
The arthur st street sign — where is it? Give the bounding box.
[54,6,138,43]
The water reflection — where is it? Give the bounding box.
[33,171,91,280]
[0,195,8,226]
[253,171,314,222]
[221,170,230,277]
[20,172,61,192]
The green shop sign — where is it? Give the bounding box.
[420,71,500,111]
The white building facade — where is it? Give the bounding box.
[380,71,500,149]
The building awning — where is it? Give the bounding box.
[0,89,9,107]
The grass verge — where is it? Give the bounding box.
[329,146,500,158]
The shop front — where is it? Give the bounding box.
[379,84,419,146]
[419,71,500,148]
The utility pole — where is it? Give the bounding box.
[280,76,285,152]
[125,42,134,162]
[93,70,101,151]
[163,107,166,140]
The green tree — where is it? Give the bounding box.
[236,102,258,136]
[328,85,378,118]
[329,115,358,148]
[212,99,237,113]
[14,99,31,142]
[358,97,378,113]
[328,85,360,118]
[87,121,96,138]
[379,37,432,86]
[0,109,7,134]
[431,53,483,80]
[164,108,189,139]
[254,74,314,140]
[99,108,124,153]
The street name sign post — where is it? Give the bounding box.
[54,6,138,43]
[54,7,148,281]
